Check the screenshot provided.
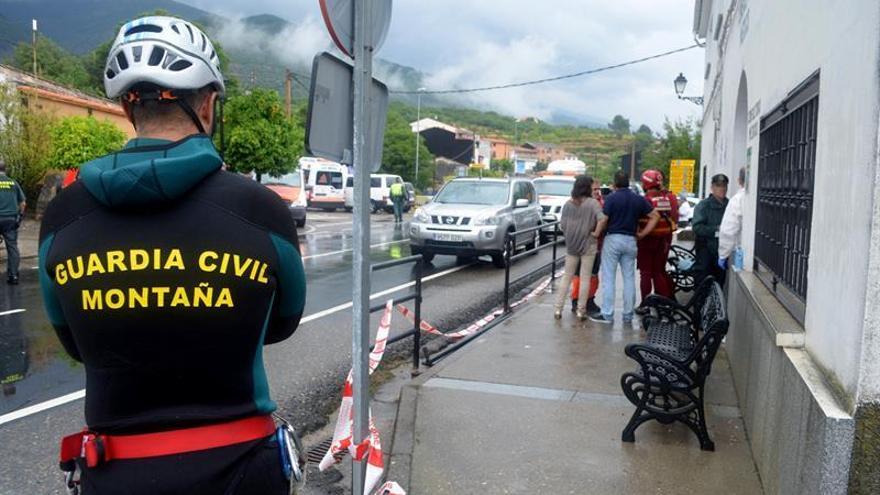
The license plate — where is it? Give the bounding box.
[434,233,463,242]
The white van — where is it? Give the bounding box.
[300,157,348,211]
[344,174,405,212]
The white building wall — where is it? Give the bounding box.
[700,0,880,400]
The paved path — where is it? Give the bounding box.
[389,288,764,494]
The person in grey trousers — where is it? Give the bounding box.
[554,175,606,320]
[0,158,26,285]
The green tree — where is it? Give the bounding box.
[534,160,549,173]
[493,158,513,175]
[380,110,433,189]
[8,35,91,91]
[641,117,702,185]
[0,84,55,205]
[46,116,126,170]
[607,114,631,137]
[222,88,302,180]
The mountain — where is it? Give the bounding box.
[0,0,217,57]
[0,2,611,130]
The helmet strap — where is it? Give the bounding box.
[174,99,207,135]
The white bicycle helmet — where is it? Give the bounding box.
[104,16,225,100]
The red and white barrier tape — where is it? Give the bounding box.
[318,301,405,495]
[396,271,560,340]
[318,273,559,495]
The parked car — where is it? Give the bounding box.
[409,177,543,268]
[259,170,307,227]
[533,176,575,242]
[344,173,406,213]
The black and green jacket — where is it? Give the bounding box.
[692,195,729,255]
[39,135,306,434]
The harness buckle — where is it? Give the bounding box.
[82,433,106,468]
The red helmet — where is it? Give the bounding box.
[641,169,664,190]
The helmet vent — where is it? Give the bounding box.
[200,33,207,52]
[168,60,192,72]
[124,24,162,37]
[171,24,180,35]
[185,24,194,43]
[147,47,165,66]
[105,69,116,80]
[115,52,129,71]
[132,45,142,63]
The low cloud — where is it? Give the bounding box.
[213,15,330,70]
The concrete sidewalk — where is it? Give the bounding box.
[388,288,764,494]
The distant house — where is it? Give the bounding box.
[485,135,514,161]
[410,118,490,169]
[522,141,568,163]
[0,64,135,138]
[510,146,538,173]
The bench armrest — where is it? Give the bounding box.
[624,343,696,387]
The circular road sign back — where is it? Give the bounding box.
[319,0,392,58]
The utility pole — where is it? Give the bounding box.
[414,87,425,186]
[31,19,37,76]
[630,140,636,180]
[249,70,256,88]
[284,69,292,117]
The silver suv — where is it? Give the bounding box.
[409,178,543,268]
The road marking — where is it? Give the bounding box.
[0,389,86,427]
[300,263,469,323]
[0,309,26,316]
[0,262,469,424]
[301,239,410,261]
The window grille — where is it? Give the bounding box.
[754,72,819,324]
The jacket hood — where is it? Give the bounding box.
[78,134,222,208]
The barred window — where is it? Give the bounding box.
[754,72,819,324]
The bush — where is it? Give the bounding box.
[46,116,126,170]
[0,84,55,205]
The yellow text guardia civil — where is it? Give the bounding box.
[52,248,271,311]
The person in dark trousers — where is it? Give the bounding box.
[0,158,26,285]
[390,178,406,223]
[40,17,306,495]
[635,169,679,313]
[591,171,660,324]
[692,173,730,287]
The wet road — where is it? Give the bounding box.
[0,208,557,493]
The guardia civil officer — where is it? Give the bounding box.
[39,17,306,494]
[0,157,26,284]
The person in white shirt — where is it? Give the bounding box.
[718,167,746,270]
[678,193,693,227]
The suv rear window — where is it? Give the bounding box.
[370,177,382,188]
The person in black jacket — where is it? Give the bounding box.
[40,16,305,494]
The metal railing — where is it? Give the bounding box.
[369,255,424,374]
[424,221,563,365]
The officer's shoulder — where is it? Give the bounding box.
[41,181,98,239]
[195,171,290,227]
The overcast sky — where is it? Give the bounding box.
[187,0,704,130]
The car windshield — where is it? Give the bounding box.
[316,171,344,189]
[534,180,573,197]
[261,172,301,187]
[434,181,509,205]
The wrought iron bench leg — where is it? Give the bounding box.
[622,405,654,443]
[679,392,715,451]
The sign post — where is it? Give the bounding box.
[350,0,371,491]
[315,1,392,493]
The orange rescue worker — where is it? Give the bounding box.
[635,170,678,311]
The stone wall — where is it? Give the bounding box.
[727,271,854,494]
